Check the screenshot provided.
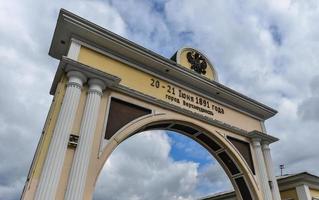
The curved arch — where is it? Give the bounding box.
[92,113,261,200]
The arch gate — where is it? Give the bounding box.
[21,9,281,200]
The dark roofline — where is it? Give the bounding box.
[277,171,319,190]
[277,172,319,182]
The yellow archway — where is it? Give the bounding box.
[21,9,281,200]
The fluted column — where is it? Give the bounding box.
[65,78,105,200]
[262,141,281,200]
[296,184,312,200]
[35,71,87,200]
[252,138,273,200]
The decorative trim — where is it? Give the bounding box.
[88,89,103,97]
[248,130,279,144]
[67,82,82,89]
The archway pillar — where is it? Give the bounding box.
[57,58,121,200]
[249,131,278,200]
[262,141,281,200]
[64,78,106,200]
[35,71,87,200]
[251,138,273,200]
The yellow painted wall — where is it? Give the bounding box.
[78,46,262,132]
[32,75,67,178]
[310,188,319,198]
[280,189,298,200]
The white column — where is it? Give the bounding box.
[65,78,105,200]
[252,138,273,200]
[296,184,312,200]
[262,141,281,200]
[35,71,87,200]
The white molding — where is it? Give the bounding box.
[67,39,81,60]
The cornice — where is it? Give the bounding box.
[50,57,121,94]
[248,130,279,144]
[49,8,277,120]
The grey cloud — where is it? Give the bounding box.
[298,96,319,121]
[93,131,232,200]
[94,131,199,200]
[196,163,233,196]
[163,0,319,179]
[298,75,319,121]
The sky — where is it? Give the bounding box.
[0,0,319,199]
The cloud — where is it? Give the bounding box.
[196,163,233,196]
[298,75,319,121]
[163,0,319,177]
[94,131,232,200]
[94,131,199,200]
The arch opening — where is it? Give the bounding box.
[93,130,233,200]
[93,121,256,200]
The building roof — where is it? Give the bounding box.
[277,172,319,191]
[199,172,319,200]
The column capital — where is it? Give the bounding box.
[261,141,271,151]
[67,71,87,87]
[88,78,105,96]
[261,140,271,145]
[248,130,279,144]
[251,137,262,147]
[50,57,121,95]
[88,78,106,89]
